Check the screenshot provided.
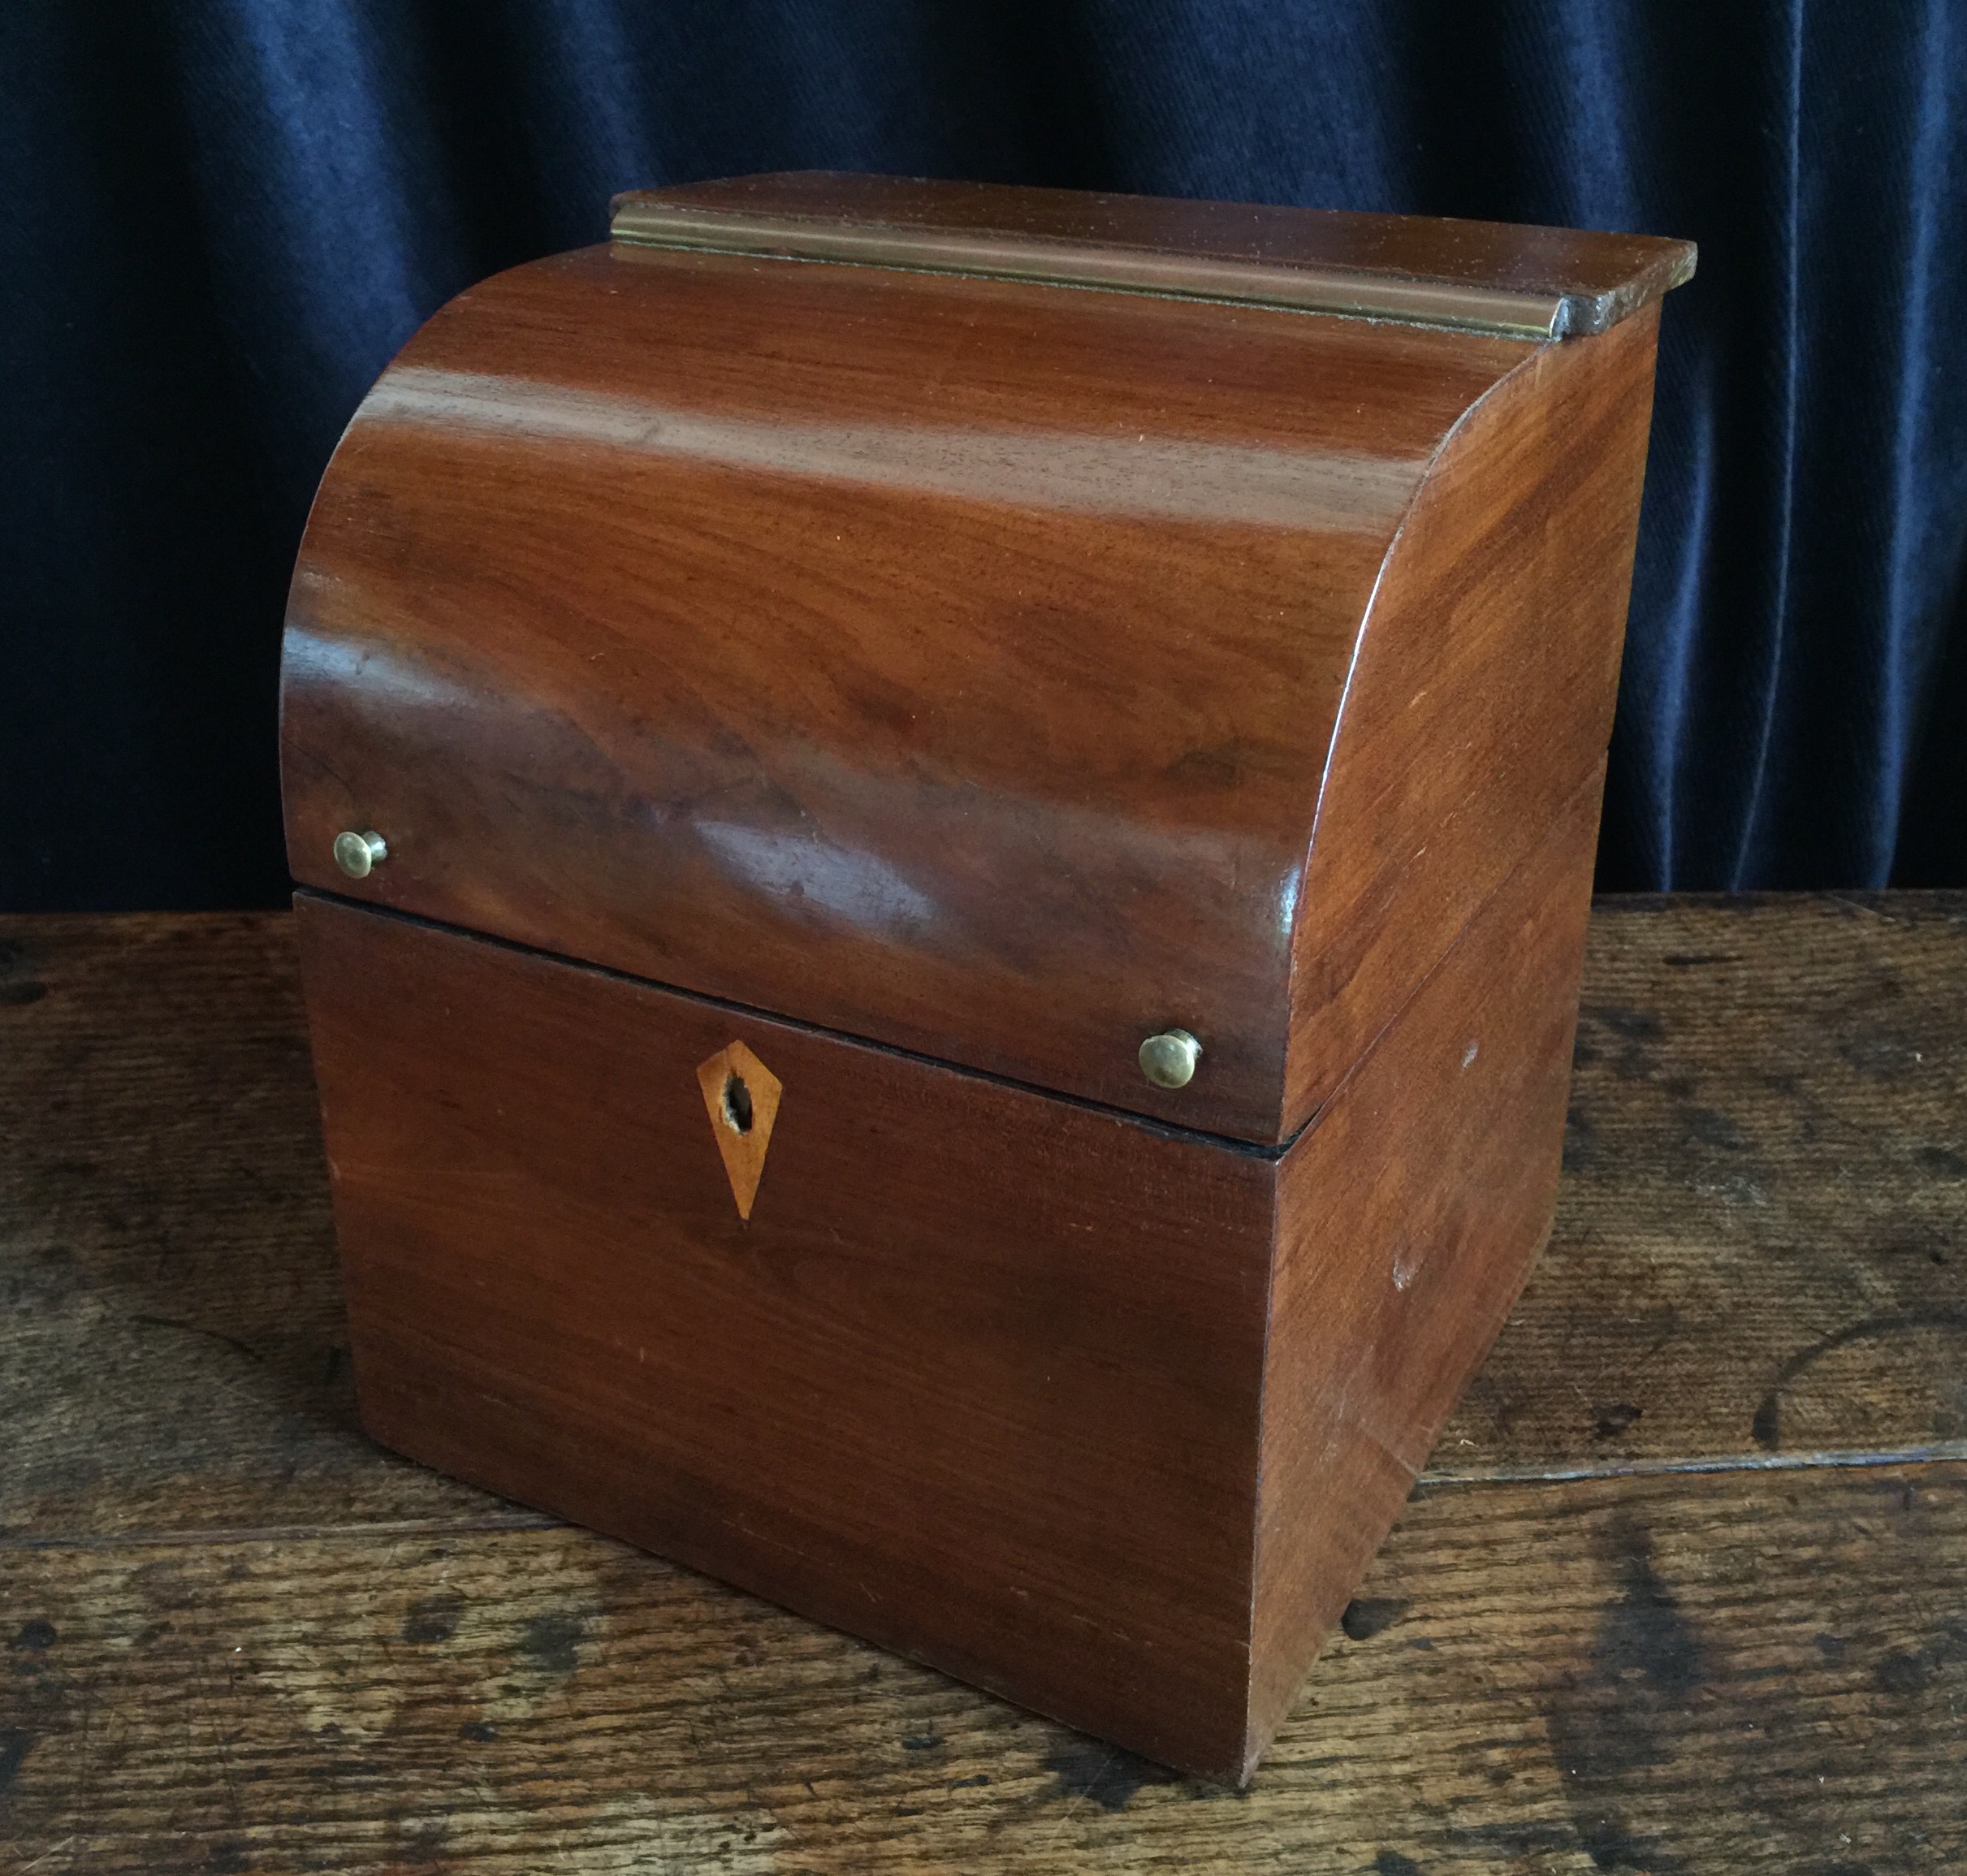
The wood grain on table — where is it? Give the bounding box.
[3,897,1965,1872]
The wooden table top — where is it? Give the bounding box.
[3,897,1965,1874]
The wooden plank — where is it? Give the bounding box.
[0,913,500,1541]
[1441,893,1967,1478]
[3,897,1965,1545]
[4,901,1963,1855]
[3,1463,1961,1872]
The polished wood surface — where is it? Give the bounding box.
[1252,767,1602,1760]
[5,899,1964,1868]
[280,234,1527,1143]
[294,891,1279,1779]
[1284,309,1658,1124]
[266,178,1695,1787]
[289,749,1596,1782]
[615,171,1697,337]
[280,178,1684,1144]
[273,182,1686,1774]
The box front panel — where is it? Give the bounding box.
[295,894,1273,1774]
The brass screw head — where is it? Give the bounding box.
[1139,1028,1202,1089]
[332,829,388,880]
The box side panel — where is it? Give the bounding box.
[1248,767,1604,1770]
[1285,305,1661,1133]
[294,894,1273,1779]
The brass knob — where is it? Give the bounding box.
[1139,1029,1201,1090]
[332,829,388,880]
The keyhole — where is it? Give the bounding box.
[721,1072,754,1135]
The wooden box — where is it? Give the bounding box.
[280,174,1692,1783]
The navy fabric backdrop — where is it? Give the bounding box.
[4,2,1965,910]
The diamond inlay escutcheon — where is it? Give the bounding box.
[695,1040,782,1220]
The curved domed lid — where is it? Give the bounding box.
[282,176,1691,1144]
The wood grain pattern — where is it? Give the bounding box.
[3,900,1965,1865]
[1250,767,1603,1763]
[1446,892,1967,1480]
[294,892,1277,1778]
[614,172,1697,337]
[272,197,1683,1774]
[1284,307,1659,1128]
[279,179,1680,1143]
[6,899,1962,1533]
[0,913,495,1541]
[4,1468,1961,1873]
[279,231,1529,1143]
[290,748,1599,1783]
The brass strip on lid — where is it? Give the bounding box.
[609,200,1576,339]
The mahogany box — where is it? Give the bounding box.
[280,173,1693,1783]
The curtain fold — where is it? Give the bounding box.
[3,0,1963,907]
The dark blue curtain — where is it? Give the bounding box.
[5,2,1965,909]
